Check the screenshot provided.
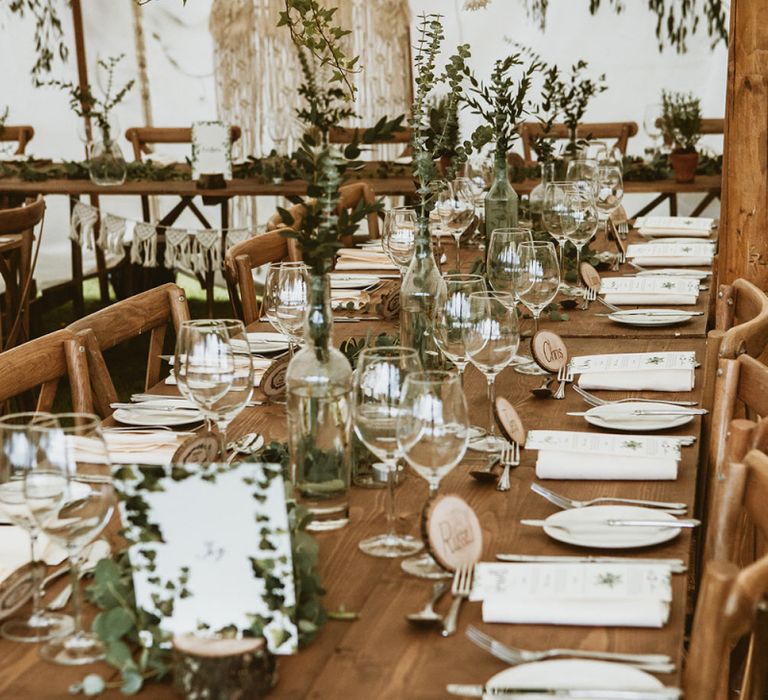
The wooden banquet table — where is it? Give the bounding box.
[0,236,714,699]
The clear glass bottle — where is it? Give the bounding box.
[87,131,127,186]
[286,273,352,531]
[483,148,518,241]
[400,216,445,370]
[528,160,555,231]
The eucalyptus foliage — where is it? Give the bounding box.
[8,0,68,83]
[550,60,607,152]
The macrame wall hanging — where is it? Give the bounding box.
[208,0,412,227]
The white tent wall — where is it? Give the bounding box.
[0,0,727,289]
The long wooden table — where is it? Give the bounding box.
[0,240,714,698]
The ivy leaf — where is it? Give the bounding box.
[93,607,134,642]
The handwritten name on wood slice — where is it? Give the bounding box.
[580,262,601,292]
[172,432,222,463]
[260,354,289,398]
[531,330,569,373]
[378,287,401,321]
[423,495,483,571]
[494,397,526,445]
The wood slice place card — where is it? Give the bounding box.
[493,397,526,445]
[172,432,222,463]
[531,330,569,373]
[423,494,483,571]
[579,262,601,292]
[259,354,289,399]
[378,287,401,321]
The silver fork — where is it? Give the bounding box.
[618,221,630,238]
[572,384,699,408]
[465,625,675,673]
[553,365,573,400]
[531,482,687,514]
[441,563,475,637]
[580,287,596,311]
[594,295,622,312]
[496,442,520,492]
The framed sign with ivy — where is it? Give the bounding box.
[191,121,233,180]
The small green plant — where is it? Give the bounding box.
[426,94,461,158]
[551,60,607,153]
[46,54,134,144]
[660,90,702,153]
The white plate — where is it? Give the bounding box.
[486,659,662,697]
[245,332,292,353]
[329,274,381,290]
[540,505,681,549]
[113,402,203,427]
[635,268,711,279]
[608,310,694,327]
[581,401,695,432]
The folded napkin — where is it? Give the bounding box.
[335,248,398,271]
[578,369,694,392]
[572,352,696,392]
[636,216,713,237]
[475,563,672,628]
[535,450,678,480]
[330,289,370,311]
[103,430,190,466]
[603,293,697,305]
[0,526,67,583]
[166,358,271,387]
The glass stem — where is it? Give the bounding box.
[487,376,497,439]
[427,480,440,499]
[384,460,399,540]
[533,311,541,334]
[29,533,43,620]
[558,240,567,287]
[68,550,83,637]
[575,245,583,292]
[454,236,461,271]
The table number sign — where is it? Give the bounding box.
[191,121,232,180]
[423,495,483,571]
[579,262,601,292]
[531,331,568,373]
[493,397,526,445]
[120,462,298,654]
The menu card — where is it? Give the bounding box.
[627,242,714,268]
[120,462,298,654]
[525,430,683,459]
[570,351,696,374]
[599,277,700,296]
[191,121,232,179]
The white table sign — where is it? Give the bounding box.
[119,462,297,654]
[191,121,232,179]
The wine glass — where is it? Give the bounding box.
[174,320,236,436]
[643,103,663,155]
[433,273,488,442]
[24,413,116,665]
[463,291,520,452]
[264,263,309,352]
[542,181,578,296]
[564,188,599,296]
[354,347,423,558]
[397,371,469,578]
[515,241,560,375]
[444,178,477,270]
[566,158,598,186]
[0,412,74,643]
[382,207,417,276]
[595,165,624,236]
[264,261,308,341]
[200,319,254,446]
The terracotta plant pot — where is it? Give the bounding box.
[669,151,699,184]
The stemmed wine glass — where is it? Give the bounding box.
[463,291,520,452]
[564,188,599,296]
[174,320,236,439]
[353,347,423,558]
[0,412,74,643]
[643,104,664,156]
[433,273,488,442]
[24,413,116,665]
[397,371,469,579]
[382,207,417,276]
[566,158,598,186]
[442,179,476,271]
[595,165,625,236]
[542,181,578,296]
[264,262,309,353]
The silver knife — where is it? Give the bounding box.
[521,518,700,529]
[110,403,201,414]
[495,554,687,572]
[447,685,682,698]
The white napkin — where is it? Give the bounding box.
[103,431,191,466]
[603,293,698,305]
[165,358,271,387]
[0,527,67,583]
[578,369,694,392]
[636,216,713,237]
[535,450,678,480]
[475,563,671,628]
[335,248,398,271]
[330,289,369,310]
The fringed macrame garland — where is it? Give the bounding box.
[131,222,159,267]
[70,202,99,248]
[98,214,128,256]
[193,229,222,273]
[164,228,193,270]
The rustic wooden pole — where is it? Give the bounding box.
[70,0,93,145]
[718,0,768,288]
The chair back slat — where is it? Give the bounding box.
[714,280,768,359]
[0,195,45,234]
[124,126,241,161]
[327,126,411,145]
[518,121,638,161]
[0,125,35,155]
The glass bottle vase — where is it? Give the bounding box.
[87,138,127,186]
[483,149,518,243]
[286,273,353,531]
[528,160,555,232]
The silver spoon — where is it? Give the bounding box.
[226,432,265,464]
[530,377,554,399]
[469,455,501,483]
[406,581,448,627]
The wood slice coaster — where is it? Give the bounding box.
[493,397,526,445]
[172,431,222,463]
[530,330,569,373]
[260,354,289,398]
[173,634,264,658]
[580,262,601,292]
[422,494,483,572]
[378,286,401,321]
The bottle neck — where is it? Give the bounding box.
[413,216,433,258]
[494,151,508,184]
[540,160,555,185]
[304,273,332,358]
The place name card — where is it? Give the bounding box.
[579,262,601,292]
[599,277,700,296]
[531,331,568,372]
[627,242,715,258]
[191,121,232,180]
[260,354,289,398]
[424,494,482,571]
[525,430,683,459]
[569,351,696,374]
[493,397,526,445]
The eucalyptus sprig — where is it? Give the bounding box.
[8,0,68,83]
[551,60,607,153]
[45,54,134,143]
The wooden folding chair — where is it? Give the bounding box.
[0,329,92,415]
[223,228,295,325]
[0,195,44,349]
[68,283,190,418]
[0,125,34,156]
[518,121,638,162]
[686,449,768,699]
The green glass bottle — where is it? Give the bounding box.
[484,148,519,241]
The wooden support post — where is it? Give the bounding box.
[719,0,768,287]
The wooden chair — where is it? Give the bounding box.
[223,228,295,325]
[0,125,34,156]
[518,121,639,162]
[685,448,768,699]
[328,126,411,159]
[0,329,92,414]
[0,195,45,349]
[68,283,190,418]
[125,126,242,163]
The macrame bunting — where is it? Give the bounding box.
[164,227,194,270]
[131,221,159,267]
[193,229,222,274]
[98,214,128,256]
[69,202,99,248]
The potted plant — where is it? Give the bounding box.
[660,90,702,183]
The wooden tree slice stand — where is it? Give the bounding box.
[493,397,526,445]
[421,494,483,572]
[530,330,569,373]
[172,432,222,463]
[172,634,277,699]
[579,262,601,292]
[260,354,289,399]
